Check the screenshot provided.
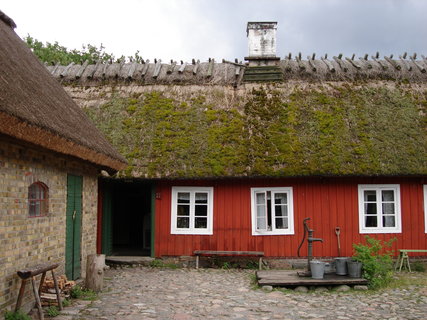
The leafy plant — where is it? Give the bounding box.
[412,261,426,272]
[70,286,97,301]
[46,306,59,317]
[4,310,31,320]
[149,259,178,269]
[352,236,396,289]
[62,298,71,307]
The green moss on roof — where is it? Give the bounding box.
[84,85,427,178]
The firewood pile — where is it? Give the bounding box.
[40,275,75,306]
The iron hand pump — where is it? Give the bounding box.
[297,218,323,272]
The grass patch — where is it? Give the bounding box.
[4,310,31,320]
[149,259,179,269]
[46,306,59,317]
[70,286,98,301]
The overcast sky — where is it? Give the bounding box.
[2,0,426,62]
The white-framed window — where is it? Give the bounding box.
[358,184,401,234]
[171,187,213,235]
[251,187,294,236]
[424,185,427,234]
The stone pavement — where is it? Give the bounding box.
[58,267,427,320]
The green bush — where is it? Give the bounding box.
[4,310,31,320]
[412,261,426,272]
[352,236,396,289]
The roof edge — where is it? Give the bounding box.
[0,10,16,29]
[0,111,127,172]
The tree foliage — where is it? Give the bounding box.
[24,35,144,65]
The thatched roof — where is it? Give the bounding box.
[46,54,427,85]
[82,82,427,179]
[0,11,126,172]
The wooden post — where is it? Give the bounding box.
[51,270,63,310]
[15,279,27,312]
[31,276,44,320]
[85,254,105,292]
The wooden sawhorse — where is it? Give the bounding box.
[395,249,427,272]
[15,263,62,320]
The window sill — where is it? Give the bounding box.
[252,230,294,236]
[359,228,401,234]
[171,229,213,235]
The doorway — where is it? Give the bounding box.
[99,179,153,256]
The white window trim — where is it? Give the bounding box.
[424,185,427,234]
[251,187,294,236]
[171,186,213,235]
[358,184,401,234]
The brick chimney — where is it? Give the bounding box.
[245,22,280,66]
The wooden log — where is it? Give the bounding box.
[85,254,105,292]
[222,59,246,67]
[399,56,412,71]
[321,57,335,73]
[384,56,401,70]
[75,60,89,79]
[87,60,101,79]
[60,62,75,78]
[283,58,292,72]
[167,61,176,74]
[358,58,372,69]
[102,63,108,78]
[141,60,150,77]
[51,62,60,75]
[38,272,46,296]
[410,57,426,73]
[31,276,44,320]
[333,56,348,72]
[127,62,138,79]
[51,270,63,310]
[345,57,361,70]
[307,56,316,72]
[153,59,162,79]
[17,263,59,279]
[193,59,200,75]
[295,56,305,70]
[207,59,214,77]
[178,62,187,74]
[15,279,27,311]
[371,56,388,70]
[235,66,241,77]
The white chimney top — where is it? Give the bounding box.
[247,22,277,58]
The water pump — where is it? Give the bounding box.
[297,217,323,272]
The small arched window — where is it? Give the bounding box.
[28,182,49,217]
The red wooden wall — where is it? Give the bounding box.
[154,177,427,257]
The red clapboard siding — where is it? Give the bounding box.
[154,177,427,257]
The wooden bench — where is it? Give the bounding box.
[395,250,427,272]
[15,263,62,320]
[194,250,264,270]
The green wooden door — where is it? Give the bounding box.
[65,174,82,280]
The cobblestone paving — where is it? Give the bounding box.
[61,267,427,320]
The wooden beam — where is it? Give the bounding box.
[333,56,348,72]
[358,58,372,69]
[321,57,335,73]
[127,62,138,79]
[60,62,75,78]
[75,60,89,79]
[283,58,292,72]
[399,56,412,71]
[102,63,108,78]
[87,60,101,79]
[410,57,426,73]
[17,263,60,279]
[371,56,388,70]
[345,57,361,70]
[51,62,60,75]
[207,58,215,77]
[307,56,317,72]
[193,59,200,75]
[141,59,150,77]
[167,61,177,74]
[295,56,305,71]
[222,59,246,67]
[153,59,162,79]
[384,56,401,70]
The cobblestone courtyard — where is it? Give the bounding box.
[59,267,427,320]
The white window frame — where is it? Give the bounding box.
[424,185,427,234]
[358,184,401,234]
[171,187,213,235]
[250,187,294,236]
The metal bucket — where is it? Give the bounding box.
[310,260,326,279]
[334,257,349,275]
[347,260,362,278]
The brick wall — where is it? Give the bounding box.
[0,137,99,314]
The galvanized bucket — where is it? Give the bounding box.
[310,260,326,279]
[347,260,362,278]
[334,257,349,275]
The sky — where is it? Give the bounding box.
[2,0,426,62]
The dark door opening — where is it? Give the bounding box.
[100,179,153,256]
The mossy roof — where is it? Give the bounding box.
[83,82,427,179]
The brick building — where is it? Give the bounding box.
[0,11,126,314]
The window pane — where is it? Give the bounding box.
[275,217,288,229]
[29,201,36,217]
[256,192,265,205]
[195,205,207,216]
[365,216,377,227]
[195,193,208,204]
[275,205,287,217]
[257,217,266,230]
[274,193,287,205]
[257,205,265,218]
[383,216,395,227]
[177,217,189,228]
[177,204,190,216]
[364,190,376,202]
[382,203,395,215]
[195,217,207,228]
[177,192,190,203]
[382,190,394,202]
[365,203,377,215]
